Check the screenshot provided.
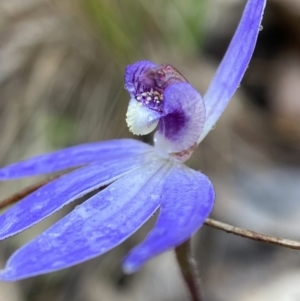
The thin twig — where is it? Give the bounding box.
[204,218,300,250]
[0,176,59,210]
[175,239,203,301]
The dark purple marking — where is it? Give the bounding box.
[124,61,188,113]
[159,111,187,141]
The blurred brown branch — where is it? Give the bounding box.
[204,218,300,250]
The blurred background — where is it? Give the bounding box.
[0,0,300,300]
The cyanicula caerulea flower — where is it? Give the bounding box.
[0,0,266,281]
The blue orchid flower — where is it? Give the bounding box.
[0,0,266,281]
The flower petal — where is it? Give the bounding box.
[198,0,266,142]
[124,60,157,98]
[122,165,215,273]
[155,82,205,154]
[0,154,148,241]
[0,159,170,281]
[0,139,151,180]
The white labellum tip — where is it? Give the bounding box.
[126,99,160,136]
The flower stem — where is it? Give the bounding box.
[175,239,204,301]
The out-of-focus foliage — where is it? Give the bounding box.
[82,0,208,62]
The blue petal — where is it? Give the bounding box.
[0,154,148,240]
[155,82,205,153]
[0,139,151,180]
[0,159,170,281]
[199,0,266,142]
[122,165,215,273]
[124,60,157,98]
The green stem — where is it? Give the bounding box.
[175,239,204,301]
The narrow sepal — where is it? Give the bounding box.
[0,139,151,180]
[0,159,170,281]
[0,155,146,240]
[199,0,266,142]
[122,165,215,273]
